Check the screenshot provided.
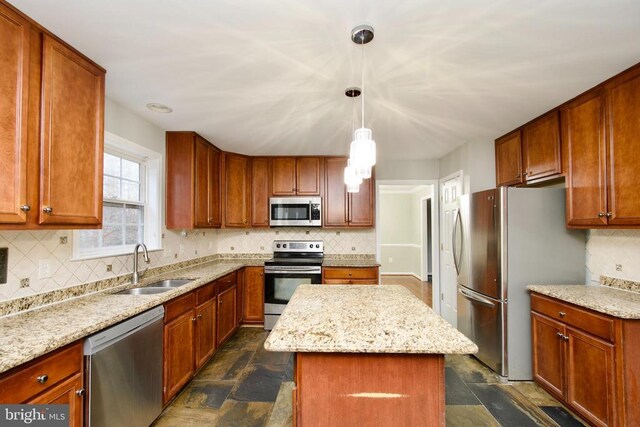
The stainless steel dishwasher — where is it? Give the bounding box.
[84,305,164,427]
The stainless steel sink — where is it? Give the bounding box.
[115,287,174,295]
[145,279,193,288]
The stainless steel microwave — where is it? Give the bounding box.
[269,197,322,227]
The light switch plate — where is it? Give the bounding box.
[0,248,7,284]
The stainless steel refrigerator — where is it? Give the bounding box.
[454,187,585,380]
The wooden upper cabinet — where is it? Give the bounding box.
[271,157,322,196]
[224,153,250,227]
[605,66,640,226]
[251,157,270,227]
[323,157,374,228]
[39,34,104,225]
[562,90,607,227]
[271,157,296,196]
[296,157,322,196]
[166,132,221,229]
[522,110,562,182]
[0,4,29,224]
[324,157,349,227]
[495,131,523,187]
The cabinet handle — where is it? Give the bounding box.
[197,314,202,319]
[20,205,31,212]
[562,334,569,341]
[192,317,196,322]
[76,388,85,397]
[36,374,48,384]
[606,212,613,218]
[42,207,53,214]
[598,212,606,218]
[556,332,563,338]
[559,311,566,317]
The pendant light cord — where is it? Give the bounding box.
[361,34,365,129]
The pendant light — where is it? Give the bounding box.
[344,87,363,192]
[349,24,376,179]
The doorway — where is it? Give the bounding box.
[439,171,463,326]
[376,180,438,307]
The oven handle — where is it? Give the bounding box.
[264,268,322,275]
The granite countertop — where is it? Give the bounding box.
[322,259,381,268]
[264,285,478,354]
[527,284,640,319]
[0,259,263,374]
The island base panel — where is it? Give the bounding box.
[294,352,445,427]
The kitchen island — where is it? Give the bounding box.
[264,285,477,427]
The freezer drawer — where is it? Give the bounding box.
[457,285,506,377]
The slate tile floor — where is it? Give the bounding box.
[155,327,586,427]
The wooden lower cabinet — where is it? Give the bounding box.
[217,285,237,346]
[0,341,84,426]
[322,266,379,285]
[243,266,265,324]
[531,292,640,427]
[195,299,216,370]
[163,309,195,404]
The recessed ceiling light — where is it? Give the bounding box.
[146,103,173,113]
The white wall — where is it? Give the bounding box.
[439,140,495,193]
[376,158,439,180]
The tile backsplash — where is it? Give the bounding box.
[586,229,640,283]
[0,227,375,302]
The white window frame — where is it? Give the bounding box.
[72,132,162,260]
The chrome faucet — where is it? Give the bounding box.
[132,243,150,285]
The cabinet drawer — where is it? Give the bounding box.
[0,342,82,403]
[323,267,377,280]
[218,272,237,293]
[196,282,216,305]
[164,292,195,323]
[531,293,615,342]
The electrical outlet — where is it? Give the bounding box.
[209,241,214,250]
[616,264,623,272]
[164,246,172,257]
[388,257,393,263]
[38,259,52,279]
[20,278,29,288]
[179,244,184,255]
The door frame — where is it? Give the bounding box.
[420,196,432,282]
[438,170,464,316]
[375,180,439,310]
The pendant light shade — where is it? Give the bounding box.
[344,158,362,193]
[349,127,376,179]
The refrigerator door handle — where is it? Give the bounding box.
[452,209,462,275]
[459,287,496,307]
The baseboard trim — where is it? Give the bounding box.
[381,272,423,281]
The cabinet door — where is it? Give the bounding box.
[296,157,322,196]
[271,157,296,196]
[495,131,523,187]
[163,311,195,403]
[29,373,84,427]
[605,67,640,226]
[566,327,615,427]
[40,34,104,225]
[348,171,375,227]
[0,5,29,224]
[244,266,265,323]
[217,286,237,346]
[194,138,211,228]
[324,157,348,227]
[195,300,216,370]
[522,111,562,181]
[224,153,250,227]
[562,90,608,227]
[236,268,245,324]
[208,146,222,227]
[531,312,565,400]
[251,157,270,227]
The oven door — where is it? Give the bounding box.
[264,267,322,306]
[269,197,321,227]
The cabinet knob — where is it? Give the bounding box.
[598,212,606,218]
[76,388,85,397]
[559,311,566,317]
[209,218,213,223]
[36,374,48,384]
[219,299,223,305]
[43,207,53,214]
[260,273,263,276]
[606,212,613,218]
[20,205,31,212]
[556,332,563,338]
[192,317,196,322]
[197,314,202,319]
[562,334,569,341]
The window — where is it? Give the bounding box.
[73,132,161,259]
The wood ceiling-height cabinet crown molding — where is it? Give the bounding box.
[0,1,106,230]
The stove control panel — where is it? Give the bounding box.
[273,240,323,253]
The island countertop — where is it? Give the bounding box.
[264,285,478,354]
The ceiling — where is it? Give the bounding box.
[11,0,640,160]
